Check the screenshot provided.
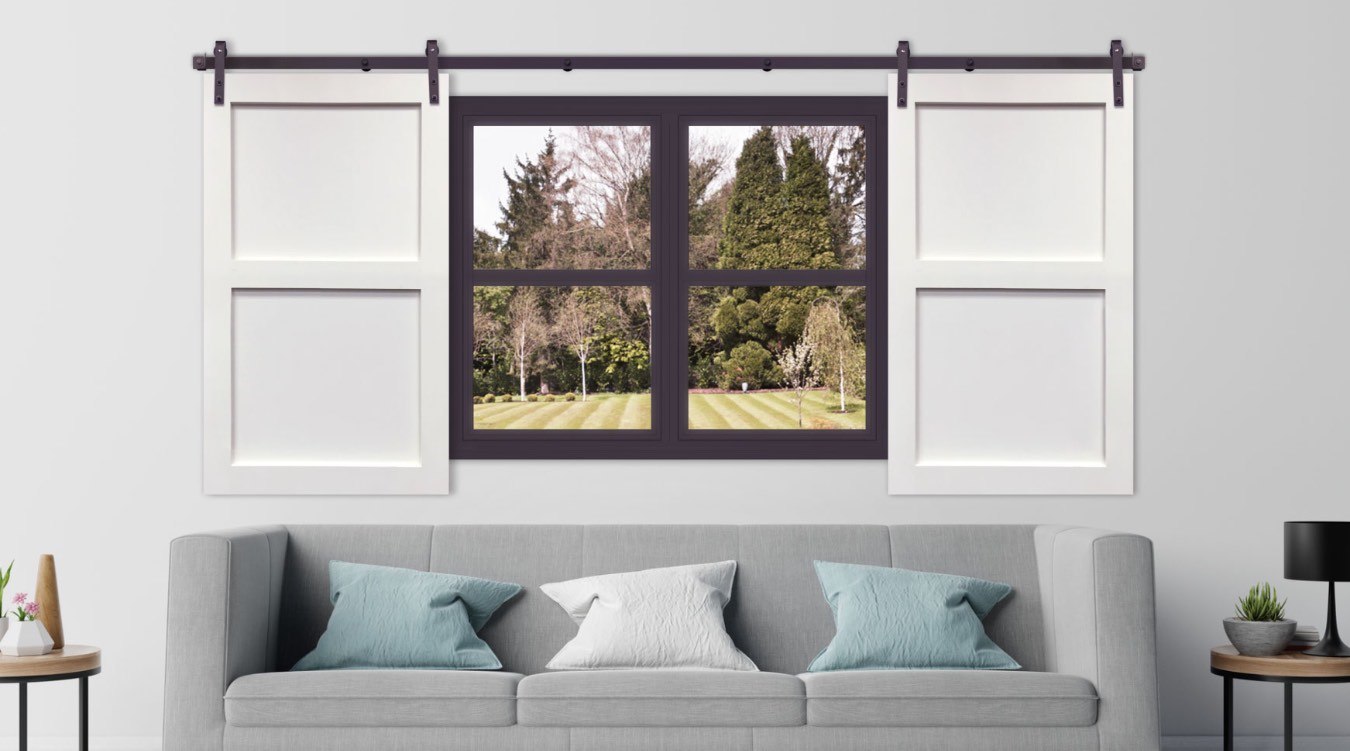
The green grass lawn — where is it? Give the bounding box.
[472,391,863,430]
[473,393,652,430]
[688,390,864,430]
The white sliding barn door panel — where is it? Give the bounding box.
[888,73,1133,495]
[204,74,450,495]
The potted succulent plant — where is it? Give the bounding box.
[1224,582,1297,656]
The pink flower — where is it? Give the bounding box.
[12,592,26,605]
[24,601,39,616]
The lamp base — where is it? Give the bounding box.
[1305,635,1350,657]
[1307,581,1350,657]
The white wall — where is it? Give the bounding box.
[1,0,1348,747]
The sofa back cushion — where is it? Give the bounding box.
[888,525,1046,673]
[275,524,1044,675]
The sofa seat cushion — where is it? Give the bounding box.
[225,670,523,728]
[801,670,1097,728]
[517,670,805,727]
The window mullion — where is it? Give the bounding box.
[659,111,683,446]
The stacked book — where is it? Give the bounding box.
[1290,624,1322,649]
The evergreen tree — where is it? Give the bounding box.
[473,229,503,269]
[779,135,837,269]
[716,127,782,270]
[495,134,577,269]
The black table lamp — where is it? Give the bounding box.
[1285,521,1350,657]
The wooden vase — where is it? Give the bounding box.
[35,554,64,650]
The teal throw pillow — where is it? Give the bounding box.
[808,560,1021,672]
[292,561,521,671]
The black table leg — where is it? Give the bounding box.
[1224,676,1234,751]
[1285,682,1293,751]
[79,675,89,751]
[18,682,27,751]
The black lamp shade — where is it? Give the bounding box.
[1285,522,1350,582]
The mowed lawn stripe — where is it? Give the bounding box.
[474,400,588,429]
[799,391,866,429]
[692,394,764,429]
[750,392,820,428]
[730,393,803,429]
[473,401,517,417]
[707,393,787,429]
[765,391,852,429]
[516,401,595,429]
[474,402,529,429]
[687,394,732,429]
[477,402,553,429]
[579,395,629,429]
[617,394,652,429]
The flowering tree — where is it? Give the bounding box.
[776,339,817,428]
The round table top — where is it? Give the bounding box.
[1212,645,1350,679]
[0,645,101,679]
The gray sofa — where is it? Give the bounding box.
[163,524,1159,751]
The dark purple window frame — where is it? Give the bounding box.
[449,96,887,459]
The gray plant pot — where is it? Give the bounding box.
[1223,617,1297,657]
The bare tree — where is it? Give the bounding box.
[565,126,657,345]
[776,339,817,428]
[506,288,548,401]
[803,299,865,414]
[554,291,605,402]
[566,126,652,268]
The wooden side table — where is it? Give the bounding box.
[0,645,101,751]
[1211,645,1350,751]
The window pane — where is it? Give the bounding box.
[688,286,866,429]
[689,125,866,270]
[473,286,651,429]
[473,126,651,269]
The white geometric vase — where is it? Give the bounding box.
[0,616,8,643]
[0,620,54,656]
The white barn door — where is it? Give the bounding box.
[888,72,1134,495]
[203,74,450,494]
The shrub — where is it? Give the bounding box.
[564,392,577,402]
[473,396,483,405]
[717,341,780,390]
[501,394,514,403]
[527,394,540,402]
[482,393,496,403]
[1236,582,1287,622]
[544,395,557,402]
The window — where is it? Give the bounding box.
[451,98,886,459]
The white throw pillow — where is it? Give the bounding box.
[541,560,758,670]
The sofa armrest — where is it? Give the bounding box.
[1035,526,1160,751]
[163,526,288,751]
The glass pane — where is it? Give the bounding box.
[688,286,866,429]
[473,286,651,429]
[473,126,651,269]
[689,125,866,270]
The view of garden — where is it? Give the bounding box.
[471,123,867,430]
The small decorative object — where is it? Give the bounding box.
[35,554,64,650]
[0,593,54,656]
[1224,582,1296,657]
[0,561,12,642]
[1285,521,1350,656]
